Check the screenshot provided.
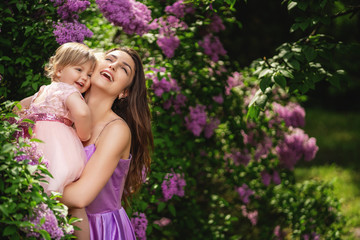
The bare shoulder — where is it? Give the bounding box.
[96,119,131,159]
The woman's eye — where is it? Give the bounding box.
[122,67,128,74]
[105,58,112,62]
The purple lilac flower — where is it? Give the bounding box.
[212,94,224,104]
[53,20,93,45]
[261,171,272,186]
[273,102,305,128]
[247,210,258,226]
[198,34,227,62]
[147,67,181,97]
[261,171,281,186]
[240,205,258,226]
[152,16,187,58]
[161,172,186,201]
[225,71,243,95]
[224,148,251,166]
[272,171,281,185]
[276,128,319,170]
[184,104,207,136]
[274,225,286,240]
[15,139,48,167]
[96,0,152,36]
[208,14,225,33]
[156,36,180,58]
[203,117,220,138]
[23,203,64,239]
[173,93,187,114]
[302,233,320,240]
[153,217,171,227]
[254,135,273,161]
[55,0,90,21]
[165,0,194,18]
[236,183,254,204]
[131,212,148,240]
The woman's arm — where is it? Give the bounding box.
[66,93,92,141]
[61,120,131,208]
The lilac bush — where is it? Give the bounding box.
[131,212,148,240]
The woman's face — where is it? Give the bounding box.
[91,50,135,97]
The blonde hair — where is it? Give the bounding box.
[45,42,97,81]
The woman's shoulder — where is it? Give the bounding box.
[97,118,131,146]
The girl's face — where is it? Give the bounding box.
[91,50,135,97]
[55,61,93,93]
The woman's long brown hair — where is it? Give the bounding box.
[109,47,153,207]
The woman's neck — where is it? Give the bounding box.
[85,89,116,125]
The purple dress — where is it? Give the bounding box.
[84,144,136,240]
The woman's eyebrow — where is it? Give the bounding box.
[108,54,133,73]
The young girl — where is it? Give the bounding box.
[17,42,96,239]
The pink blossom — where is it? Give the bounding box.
[53,20,93,44]
[131,212,148,240]
[165,0,194,18]
[208,14,225,32]
[273,102,305,128]
[225,71,243,95]
[261,171,272,186]
[204,117,220,138]
[153,217,171,227]
[212,94,224,104]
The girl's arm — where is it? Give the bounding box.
[61,120,131,208]
[66,93,92,142]
[13,95,34,114]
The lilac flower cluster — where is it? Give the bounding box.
[212,94,224,104]
[203,117,220,138]
[240,128,273,161]
[164,0,195,18]
[276,128,319,170]
[198,34,227,62]
[274,225,286,240]
[273,102,305,127]
[151,16,188,58]
[96,0,152,36]
[161,172,186,201]
[303,232,320,240]
[261,170,281,186]
[236,183,254,204]
[131,212,148,240]
[208,14,225,33]
[51,0,92,44]
[53,21,93,45]
[52,0,90,21]
[224,148,251,166]
[184,104,206,136]
[225,71,243,95]
[23,203,64,239]
[153,217,171,227]
[14,136,48,166]
[241,205,258,226]
[185,105,221,138]
[164,94,187,114]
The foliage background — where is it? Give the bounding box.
[1,0,359,239]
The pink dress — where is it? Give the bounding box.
[25,82,87,194]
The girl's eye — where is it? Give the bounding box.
[76,68,82,72]
[88,74,92,78]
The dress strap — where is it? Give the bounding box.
[94,118,125,146]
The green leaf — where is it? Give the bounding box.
[3,225,16,236]
[280,69,294,79]
[288,1,297,11]
[157,202,166,212]
[168,204,176,216]
[303,46,317,62]
[258,69,272,78]
[288,59,300,70]
[273,74,287,89]
[259,76,271,92]
[246,105,260,121]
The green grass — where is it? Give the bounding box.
[295,108,360,239]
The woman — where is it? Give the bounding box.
[61,47,153,240]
